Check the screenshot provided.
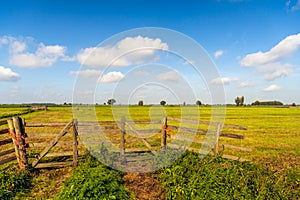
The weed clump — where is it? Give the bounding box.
[55,155,132,200]
[159,151,300,199]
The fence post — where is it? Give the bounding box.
[7,119,21,167]
[120,116,126,163]
[161,116,167,150]
[72,119,78,167]
[213,123,221,156]
[12,117,28,169]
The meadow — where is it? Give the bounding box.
[0,105,299,199]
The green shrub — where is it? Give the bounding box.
[0,169,30,199]
[159,151,300,199]
[55,156,131,200]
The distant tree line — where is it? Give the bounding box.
[251,100,283,106]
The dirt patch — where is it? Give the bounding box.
[124,173,166,200]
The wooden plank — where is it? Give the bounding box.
[26,122,68,127]
[72,119,78,167]
[0,155,17,165]
[31,121,73,168]
[222,144,252,152]
[0,128,9,135]
[34,161,73,169]
[125,129,161,134]
[0,138,13,146]
[27,133,72,138]
[28,142,72,147]
[0,120,7,126]
[122,120,161,125]
[168,125,206,134]
[125,122,157,156]
[45,151,74,158]
[0,148,15,157]
[120,117,126,162]
[220,133,244,139]
[161,116,167,149]
[213,124,221,155]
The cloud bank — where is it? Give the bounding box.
[240,33,300,81]
[77,36,168,67]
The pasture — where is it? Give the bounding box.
[0,105,299,199]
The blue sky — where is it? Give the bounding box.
[0,0,299,105]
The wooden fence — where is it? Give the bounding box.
[0,117,28,169]
[166,117,250,161]
[0,115,250,170]
[25,120,78,169]
[78,116,250,165]
[0,117,78,169]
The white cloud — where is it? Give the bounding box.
[240,33,300,81]
[286,0,300,11]
[0,36,11,45]
[9,41,27,53]
[263,84,280,92]
[211,77,238,85]
[238,81,253,88]
[70,69,102,78]
[9,43,67,68]
[214,50,224,59]
[0,66,20,81]
[77,35,168,67]
[0,36,70,68]
[263,64,292,81]
[98,71,124,83]
[157,71,180,82]
[240,33,300,67]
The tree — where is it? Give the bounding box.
[196,100,202,106]
[252,100,260,106]
[138,100,144,106]
[107,99,116,105]
[240,96,245,106]
[292,102,296,107]
[160,100,166,106]
[235,97,240,106]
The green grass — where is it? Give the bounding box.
[1,105,299,199]
[0,166,31,199]
[158,150,300,199]
[54,155,132,200]
[4,105,296,167]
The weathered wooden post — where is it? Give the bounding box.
[7,119,21,166]
[161,116,167,150]
[8,117,28,169]
[213,123,221,156]
[120,116,126,164]
[72,119,79,167]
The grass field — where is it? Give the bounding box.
[14,105,300,165]
[0,105,299,199]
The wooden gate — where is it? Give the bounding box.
[26,119,79,169]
